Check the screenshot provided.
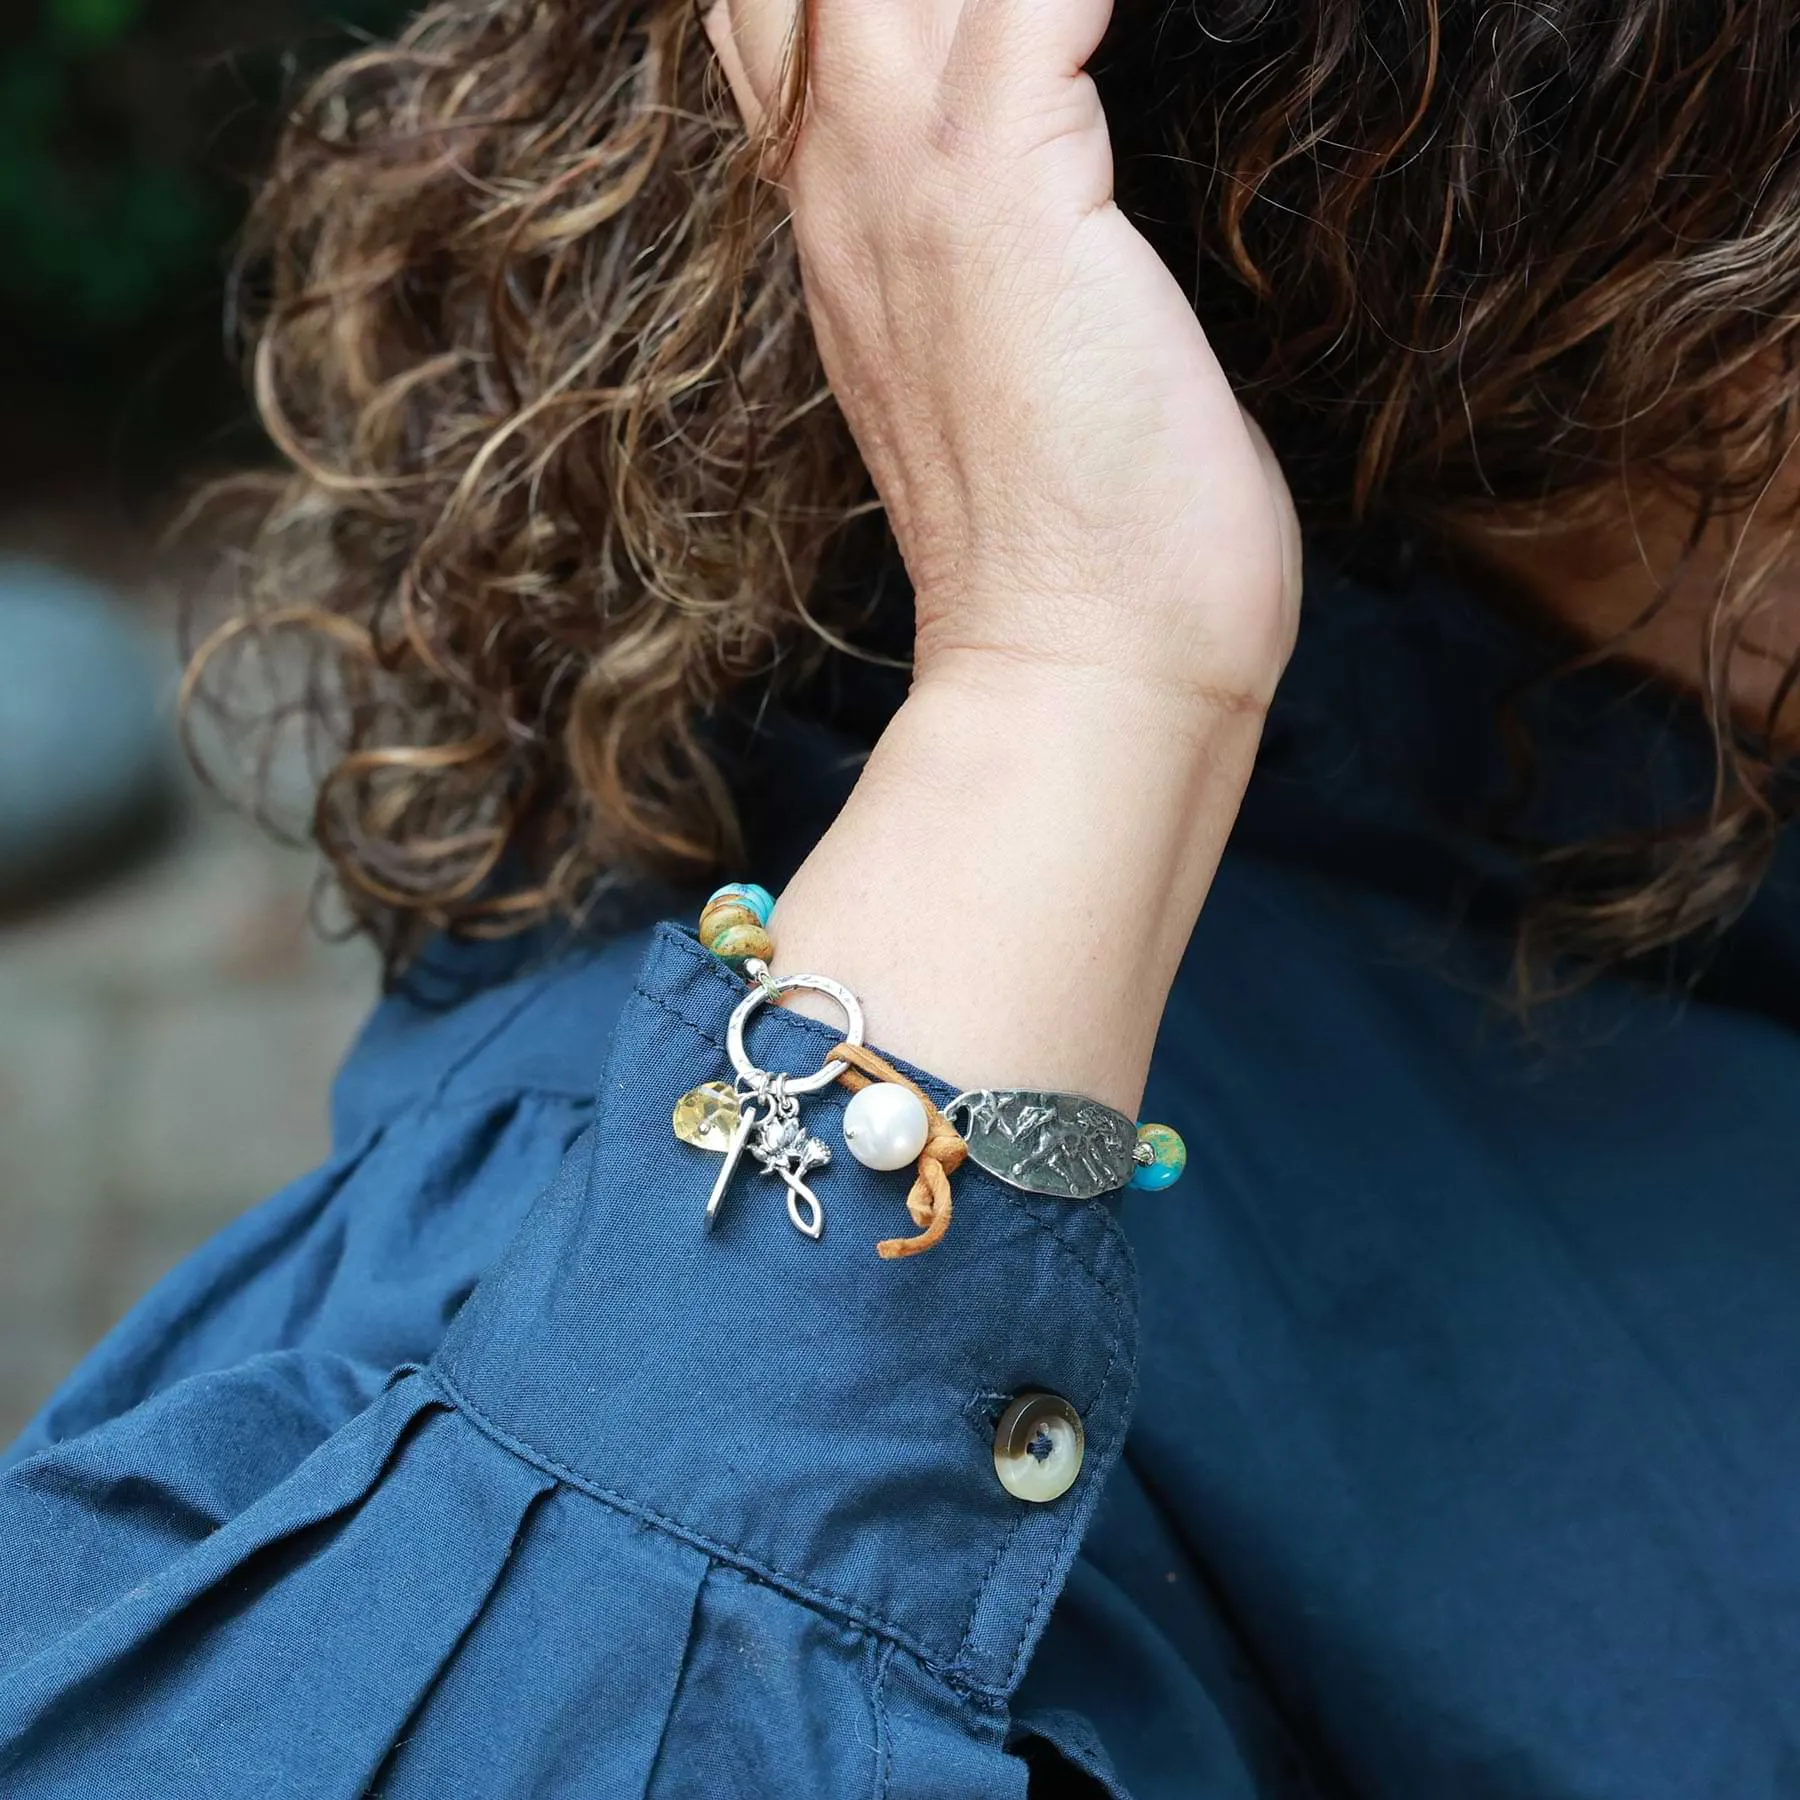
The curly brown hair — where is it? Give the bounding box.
[184,0,1800,979]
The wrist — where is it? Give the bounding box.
[903,646,1273,768]
[910,567,1296,730]
[767,656,1266,1111]
[868,669,1263,974]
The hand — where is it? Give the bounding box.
[703,0,1302,719]
[702,0,1301,1110]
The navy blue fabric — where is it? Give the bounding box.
[5,558,1800,1795]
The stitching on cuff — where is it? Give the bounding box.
[867,1636,896,1800]
[629,976,730,1058]
[1006,1316,1134,1691]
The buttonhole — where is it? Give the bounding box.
[963,1389,1014,1438]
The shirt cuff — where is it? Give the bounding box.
[432,922,1139,1699]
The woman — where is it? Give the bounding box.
[4,0,1798,1793]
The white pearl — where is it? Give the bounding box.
[841,1081,930,1172]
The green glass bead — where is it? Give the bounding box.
[1130,1122,1187,1192]
[706,919,774,965]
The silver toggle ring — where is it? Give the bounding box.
[726,970,866,1098]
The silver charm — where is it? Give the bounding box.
[942,1089,1139,1201]
[694,965,866,1240]
[725,962,864,1097]
[747,1098,833,1239]
[702,1094,763,1231]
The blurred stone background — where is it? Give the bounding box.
[0,1,401,1440]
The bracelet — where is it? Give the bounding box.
[673,882,1187,1258]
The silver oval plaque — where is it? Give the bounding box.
[943,1089,1139,1201]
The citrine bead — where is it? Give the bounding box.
[673,1080,742,1151]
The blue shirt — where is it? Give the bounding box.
[4,557,1799,1797]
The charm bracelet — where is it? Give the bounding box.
[673,883,1189,1249]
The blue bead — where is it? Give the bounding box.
[1129,1123,1187,1192]
[706,882,775,926]
[1131,1160,1183,1193]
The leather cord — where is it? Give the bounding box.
[826,1042,967,1260]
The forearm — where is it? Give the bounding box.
[770,663,1265,1115]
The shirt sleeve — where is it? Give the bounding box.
[0,923,1145,1799]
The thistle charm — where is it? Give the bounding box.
[748,1108,833,1239]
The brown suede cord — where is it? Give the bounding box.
[826,1043,967,1260]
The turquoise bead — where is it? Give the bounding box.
[1130,1122,1187,1192]
[707,882,775,926]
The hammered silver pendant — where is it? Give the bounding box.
[943,1088,1140,1201]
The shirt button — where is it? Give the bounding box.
[992,1392,1085,1502]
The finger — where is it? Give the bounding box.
[711,0,937,144]
[703,0,766,134]
[942,0,1115,120]
[958,0,1114,75]
[702,0,798,134]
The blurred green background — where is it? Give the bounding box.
[0,1,410,1443]
[0,0,404,511]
